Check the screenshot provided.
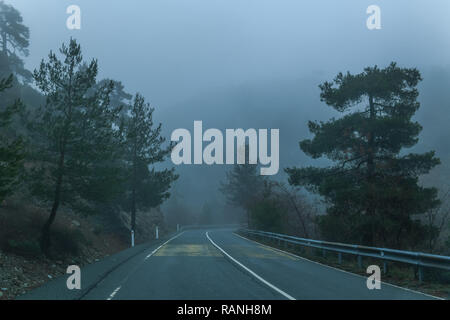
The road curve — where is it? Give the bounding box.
[80,228,436,300]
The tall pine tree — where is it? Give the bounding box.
[121,93,177,241]
[31,39,120,254]
[286,62,440,248]
[0,1,31,81]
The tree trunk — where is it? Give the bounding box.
[282,186,309,238]
[130,153,137,235]
[40,149,65,255]
[366,95,376,245]
[131,186,136,233]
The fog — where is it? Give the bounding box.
[10,0,450,211]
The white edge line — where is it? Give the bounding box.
[234,232,444,300]
[107,286,121,300]
[206,231,296,300]
[106,231,185,300]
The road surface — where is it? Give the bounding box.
[79,228,436,300]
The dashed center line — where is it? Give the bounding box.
[106,286,121,300]
[105,232,184,300]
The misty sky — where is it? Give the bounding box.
[12,0,450,104]
[9,0,450,210]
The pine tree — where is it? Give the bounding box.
[31,39,120,254]
[220,145,266,227]
[0,1,31,81]
[122,93,177,240]
[96,79,132,109]
[0,1,29,56]
[286,62,441,248]
[0,74,24,202]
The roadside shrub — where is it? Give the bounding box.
[0,202,91,258]
[249,198,286,233]
[93,226,102,235]
[51,227,89,256]
[5,239,41,258]
[424,268,450,284]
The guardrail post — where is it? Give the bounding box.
[322,249,326,258]
[383,262,388,275]
[418,266,424,284]
[357,255,362,268]
[338,252,342,264]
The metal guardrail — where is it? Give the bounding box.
[239,229,450,283]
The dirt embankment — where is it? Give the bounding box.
[0,200,164,300]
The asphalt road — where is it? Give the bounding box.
[80,229,437,300]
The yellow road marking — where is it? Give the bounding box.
[233,234,299,261]
[153,236,298,261]
[154,244,222,257]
